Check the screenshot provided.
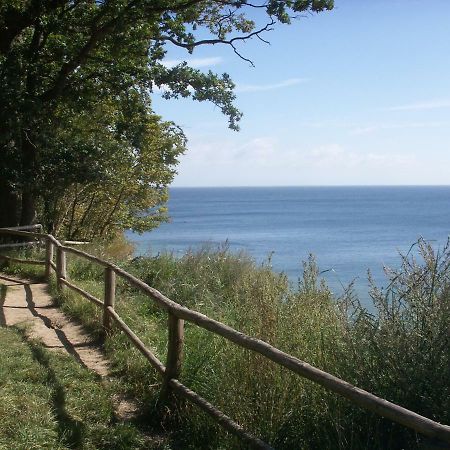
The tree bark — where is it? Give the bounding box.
[19,132,37,226]
[0,180,20,227]
[19,189,36,225]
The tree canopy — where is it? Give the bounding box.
[0,0,333,237]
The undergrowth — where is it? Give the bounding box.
[2,238,449,449]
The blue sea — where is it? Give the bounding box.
[127,186,450,305]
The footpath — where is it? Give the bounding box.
[0,273,109,377]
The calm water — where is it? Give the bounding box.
[127,186,450,304]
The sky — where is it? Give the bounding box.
[152,0,450,187]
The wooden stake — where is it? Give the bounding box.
[103,267,115,335]
[56,246,66,291]
[161,313,184,404]
[45,239,54,280]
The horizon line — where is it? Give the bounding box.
[170,184,450,189]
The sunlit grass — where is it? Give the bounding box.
[0,327,160,450]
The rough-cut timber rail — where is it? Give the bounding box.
[1,226,450,449]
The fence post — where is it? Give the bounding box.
[160,313,184,404]
[45,239,53,281]
[56,246,66,291]
[103,267,115,336]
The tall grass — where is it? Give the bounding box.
[3,239,449,449]
[335,239,450,448]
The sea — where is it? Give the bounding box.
[126,186,450,306]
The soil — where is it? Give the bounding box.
[0,273,109,376]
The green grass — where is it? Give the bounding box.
[2,239,450,449]
[0,326,169,450]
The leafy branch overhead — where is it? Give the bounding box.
[0,0,333,236]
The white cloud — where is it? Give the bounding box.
[350,122,446,135]
[296,120,354,129]
[235,78,309,93]
[305,144,417,170]
[178,135,277,167]
[176,136,419,178]
[162,56,223,69]
[384,99,450,111]
[233,137,278,164]
[173,134,449,186]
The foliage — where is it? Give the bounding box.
[0,0,333,233]
[39,101,187,239]
[6,239,446,449]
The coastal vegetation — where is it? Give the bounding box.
[3,238,449,449]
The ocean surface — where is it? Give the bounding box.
[126,186,450,306]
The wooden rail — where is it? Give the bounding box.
[0,254,45,265]
[1,227,450,449]
[0,241,41,250]
[0,224,44,251]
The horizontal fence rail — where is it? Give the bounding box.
[1,226,450,449]
[0,224,44,251]
[1,224,43,232]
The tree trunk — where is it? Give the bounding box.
[0,180,20,227]
[19,131,37,226]
[19,189,36,225]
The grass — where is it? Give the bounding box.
[0,326,166,450]
[2,238,450,449]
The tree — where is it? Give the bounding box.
[38,93,186,239]
[0,0,333,234]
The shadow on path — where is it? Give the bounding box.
[0,274,170,449]
[0,276,102,374]
[23,283,92,371]
[27,337,86,449]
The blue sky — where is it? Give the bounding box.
[153,0,450,186]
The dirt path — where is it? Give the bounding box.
[0,273,109,377]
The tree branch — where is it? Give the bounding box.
[98,186,125,237]
[41,0,141,102]
[0,0,67,55]
[159,19,274,65]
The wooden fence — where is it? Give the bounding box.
[1,226,450,449]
